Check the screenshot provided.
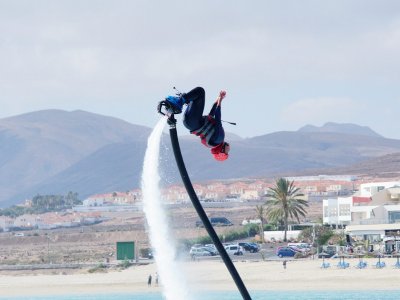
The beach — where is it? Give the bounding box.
[1,258,400,297]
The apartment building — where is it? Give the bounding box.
[323,181,400,250]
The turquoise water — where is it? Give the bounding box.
[2,291,400,300]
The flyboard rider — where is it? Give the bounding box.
[158,87,231,161]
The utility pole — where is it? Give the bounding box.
[47,234,52,264]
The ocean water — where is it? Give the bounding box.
[2,291,400,300]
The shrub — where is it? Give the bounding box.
[88,263,107,273]
[118,259,132,269]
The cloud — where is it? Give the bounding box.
[281,97,359,127]
[0,1,400,139]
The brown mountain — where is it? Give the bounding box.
[0,110,151,205]
[1,110,400,207]
[306,152,400,178]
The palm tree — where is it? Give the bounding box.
[255,205,266,243]
[266,178,308,242]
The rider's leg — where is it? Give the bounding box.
[183,87,206,131]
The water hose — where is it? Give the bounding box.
[167,116,252,300]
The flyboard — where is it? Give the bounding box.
[158,97,252,300]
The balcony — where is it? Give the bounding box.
[351,218,388,225]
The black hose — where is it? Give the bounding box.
[168,121,252,300]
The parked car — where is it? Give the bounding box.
[204,244,218,254]
[276,247,296,258]
[196,217,233,227]
[238,242,259,253]
[204,246,218,256]
[248,242,261,251]
[225,244,243,255]
[288,243,311,252]
[189,247,216,257]
[288,245,307,253]
[211,217,233,226]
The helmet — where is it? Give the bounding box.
[211,142,230,161]
[213,152,229,161]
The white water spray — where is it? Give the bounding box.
[141,117,192,300]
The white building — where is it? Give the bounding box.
[323,196,353,226]
[0,216,14,231]
[13,214,42,229]
[345,223,400,243]
[285,175,357,182]
[83,195,105,207]
[323,181,400,252]
[263,230,301,242]
[323,181,400,227]
[359,181,400,197]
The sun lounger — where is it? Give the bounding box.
[321,262,330,268]
[356,261,367,269]
[337,261,350,269]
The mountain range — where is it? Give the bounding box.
[1,110,400,207]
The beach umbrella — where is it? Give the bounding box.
[355,251,366,268]
[319,251,329,265]
[338,253,351,268]
[394,251,400,265]
[356,251,365,259]
[375,252,385,268]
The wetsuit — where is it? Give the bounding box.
[183,87,225,147]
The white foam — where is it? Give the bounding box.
[141,117,191,300]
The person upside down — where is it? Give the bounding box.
[164,87,230,161]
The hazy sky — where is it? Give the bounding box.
[1,0,400,138]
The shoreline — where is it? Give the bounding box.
[1,258,400,297]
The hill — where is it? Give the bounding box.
[0,110,151,205]
[304,152,400,178]
[1,111,400,206]
[298,122,382,138]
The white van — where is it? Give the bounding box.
[224,244,243,256]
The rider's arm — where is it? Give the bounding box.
[216,90,226,107]
[209,90,226,120]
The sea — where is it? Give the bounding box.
[1,291,400,300]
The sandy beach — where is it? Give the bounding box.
[1,258,400,297]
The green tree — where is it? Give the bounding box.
[298,225,334,246]
[265,178,308,242]
[65,191,79,207]
[255,205,266,243]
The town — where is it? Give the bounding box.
[1,174,400,256]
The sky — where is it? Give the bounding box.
[1,0,400,139]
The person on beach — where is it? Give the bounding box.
[283,260,287,269]
[155,272,159,286]
[163,87,230,161]
[147,274,152,287]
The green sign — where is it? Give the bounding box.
[116,241,135,260]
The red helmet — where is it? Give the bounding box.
[211,142,230,161]
[213,152,229,161]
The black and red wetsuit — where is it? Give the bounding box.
[183,87,225,148]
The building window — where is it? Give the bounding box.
[388,211,400,224]
[364,234,380,242]
[339,204,351,216]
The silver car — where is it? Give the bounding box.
[190,247,214,257]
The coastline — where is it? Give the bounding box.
[1,258,400,297]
